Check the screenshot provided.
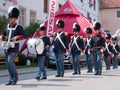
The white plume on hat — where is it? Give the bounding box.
[40,23,45,27]
[93,21,97,28]
[56,19,60,25]
[73,23,77,29]
[8,6,15,14]
[112,34,117,38]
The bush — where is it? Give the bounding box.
[25,22,40,37]
[0,15,8,34]
[16,54,27,65]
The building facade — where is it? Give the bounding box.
[0,0,99,27]
[100,0,120,35]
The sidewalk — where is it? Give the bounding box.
[0,67,38,77]
[1,67,120,90]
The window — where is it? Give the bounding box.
[30,10,36,23]
[117,11,120,18]
[89,0,92,8]
[80,0,83,3]
[19,6,26,27]
[44,0,48,13]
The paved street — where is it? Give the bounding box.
[0,67,120,90]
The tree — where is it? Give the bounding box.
[25,22,40,37]
[0,15,8,34]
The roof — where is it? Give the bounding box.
[55,0,81,16]
[100,0,120,9]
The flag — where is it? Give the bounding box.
[47,0,57,37]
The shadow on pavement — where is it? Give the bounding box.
[17,83,70,88]
[48,78,82,82]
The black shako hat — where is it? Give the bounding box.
[86,27,92,34]
[93,22,101,30]
[106,33,111,40]
[8,6,19,19]
[56,20,65,28]
[73,23,81,32]
[39,23,46,31]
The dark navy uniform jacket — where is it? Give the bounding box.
[37,36,50,56]
[90,34,105,52]
[70,36,84,55]
[111,43,120,54]
[104,43,112,56]
[3,24,27,53]
[85,37,92,54]
[53,32,69,53]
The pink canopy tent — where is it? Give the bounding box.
[45,0,94,37]
[20,0,94,54]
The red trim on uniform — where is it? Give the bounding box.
[19,35,25,40]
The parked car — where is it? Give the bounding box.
[45,45,73,69]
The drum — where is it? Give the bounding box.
[0,40,16,49]
[27,38,44,55]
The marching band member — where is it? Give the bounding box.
[35,24,50,80]
[70,23,84,75]
[103,33,112,70]
[0,6,27,85]
[85,27,93,73]
[53,20,69,77]
[90,22,105,75]
[111,35,120,69]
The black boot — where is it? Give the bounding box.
[5,82,12,85]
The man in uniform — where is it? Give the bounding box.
[53,20,69,77]
[85,27,93,73]
[111,35,120,69]
[0,6,27,85]
[103,33,112,70]
[90,22,105,75]
[70,23,84,75]
[35,24,50,80]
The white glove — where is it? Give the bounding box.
[100,49,103,53]
[81,52,84,56]
[88,50,90,55]
[112,54,114,58]
[51,45,54,48]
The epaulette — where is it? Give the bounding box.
[64,32,68,36]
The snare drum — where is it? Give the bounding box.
[27,38,44,55]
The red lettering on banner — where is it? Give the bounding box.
[47,0,56,37]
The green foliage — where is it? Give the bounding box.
[0,15,8,34]
[25,22,40,37]
[17,54,27,65]
[17,54,38,65]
